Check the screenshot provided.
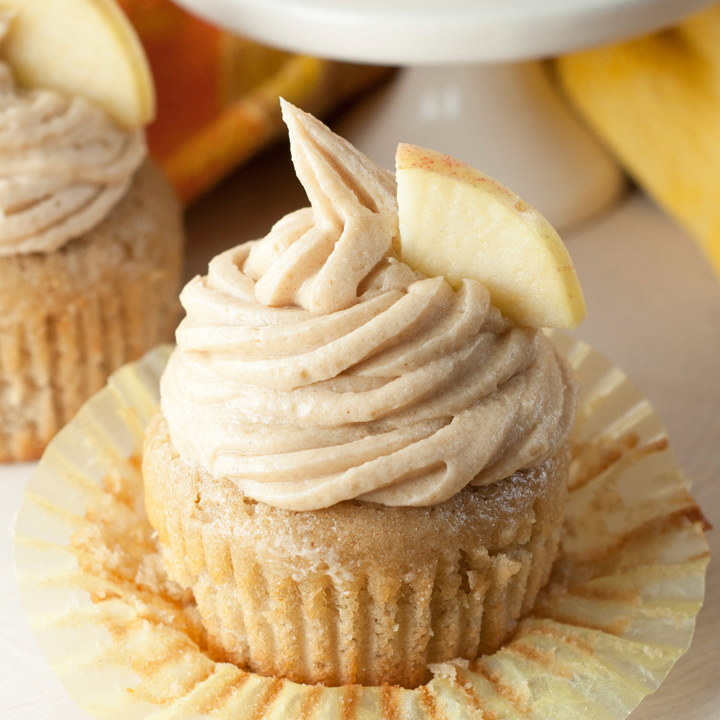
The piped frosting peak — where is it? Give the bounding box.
[161,102,577,511]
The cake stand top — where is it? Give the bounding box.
[174,0,715,64]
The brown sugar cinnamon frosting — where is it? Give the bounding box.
[0,15,183,462]
[143,101,578,687]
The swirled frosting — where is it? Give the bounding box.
[0,18,146,256]
[161,101,577,511]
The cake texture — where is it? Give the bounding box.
[144,411,569,687]
[145,102,577,687]
[0,16,184,462]
[0,160,183,461]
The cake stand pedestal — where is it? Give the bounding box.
[173,0,715,229]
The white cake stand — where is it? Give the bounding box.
[174,0,715,229]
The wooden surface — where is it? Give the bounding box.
[1,143,718,719]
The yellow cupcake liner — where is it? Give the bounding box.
[13,334,710,720]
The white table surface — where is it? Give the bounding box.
[1,144,719,719]
[173,0,718,63]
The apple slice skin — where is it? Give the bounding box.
[0,0,154,130]
[396,143,587,330]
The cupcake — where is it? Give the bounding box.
[143,102,578,688]
[0,16,183,462]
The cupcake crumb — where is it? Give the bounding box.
[428,658,470,681]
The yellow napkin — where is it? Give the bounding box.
[555,4,720,278]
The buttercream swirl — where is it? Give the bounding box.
[0,18,146,256]
[161,101,577,511]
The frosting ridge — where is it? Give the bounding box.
[0,18,146,256]
[161,102,577,511]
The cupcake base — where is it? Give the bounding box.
[0,161,183,462]
[143,411,569,688]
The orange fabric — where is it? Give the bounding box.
[118,0,223,162]
[117,0,389,203]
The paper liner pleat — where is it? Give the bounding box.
[14,335,710,720]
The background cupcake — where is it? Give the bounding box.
[0,10,183,461]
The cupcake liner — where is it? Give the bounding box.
[13,335,710,720]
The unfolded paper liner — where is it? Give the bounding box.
[13,333,710,720]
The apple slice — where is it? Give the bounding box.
[396,143,587,329]
[0,0,154,129]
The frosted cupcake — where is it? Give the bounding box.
[0,17,183,461]
[143,103,577,688]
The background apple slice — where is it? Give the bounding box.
[396,143,587,329]
[0,0,155,129]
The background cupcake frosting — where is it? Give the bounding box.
[0,15,145,256]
